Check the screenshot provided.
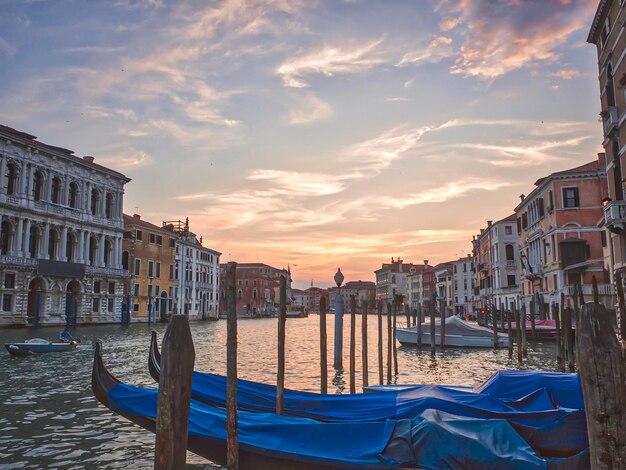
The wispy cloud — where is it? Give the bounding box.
[277,39,384,88]
[397,35,455,67]
[96,149,152,169]
[247,169,344,196]
[551,69,581,80]
[288,93,334,124]
[0,36,15,55]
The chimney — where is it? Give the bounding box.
[519,194,525,202]
[487,220,492,227]
[398,258,403,272]
[83,156,95,163]
[133,214,141,220]
[598,152,606,168]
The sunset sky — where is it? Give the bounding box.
[0,0,603,288]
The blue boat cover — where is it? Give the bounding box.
[107,383,588,468]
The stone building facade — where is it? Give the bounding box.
[0,124,130,326]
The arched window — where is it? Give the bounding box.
[253,289,257,300]
[33,171,44,201]
[69,182,79,208]
[104,239,112,266]
[122,251,129,271]
[505,244,515,261]
[28,226,38,258]
[48,229,58,260]
[91,189,99,215]
[6,163,18,195]
[51,176,62,204]
[0,220,12,254]
[66,233,75,262]
[105,193,114,219]
[238,289,243,299]
[89,236,97,266]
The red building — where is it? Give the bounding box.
[219,263,292,316]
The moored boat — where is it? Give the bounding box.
[506,320,557,339]
[396,316,510,348]
[4,338,78,356]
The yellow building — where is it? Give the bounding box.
[122,214,176,321]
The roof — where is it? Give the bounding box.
[343,281,376,289]
[0,124,131,182]
[123,214,175,235]
[587,0,608,44]
[496,214,517,224]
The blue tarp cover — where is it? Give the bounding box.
[107,382,588,468]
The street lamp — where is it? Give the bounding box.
[333,268,344,369]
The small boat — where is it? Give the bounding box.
[286,305,308,318]
[96,342,589,468]
[396,316,510,348]
[5,338,78,356]
[507,320,557,339]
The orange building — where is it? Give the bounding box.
[514,157,612,311]
[122,214,177,321]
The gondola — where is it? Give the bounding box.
[148,333,589,459]
[95,342,589,469]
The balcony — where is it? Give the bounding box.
[604,200,626,233]
[478,263,488,272]
[603,106,619,136]
[524,263,542,280]
[562,284,614,296]
[0,254,38,268]
[505,260,517,269]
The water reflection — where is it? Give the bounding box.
[0,316,559,468]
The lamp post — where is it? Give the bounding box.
[333,268,344,369]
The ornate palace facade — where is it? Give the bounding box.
[0,124,130,326]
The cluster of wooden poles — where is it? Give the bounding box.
[152,264,625,469]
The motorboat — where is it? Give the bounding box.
[396,316,510,348]
[507,320,557,339]
[5,338,78,356]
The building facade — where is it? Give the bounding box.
[219,263,292,316]
[451,256,473,316]
[122,214,176,322]
[328,280,375,310]
[305,286,328,312]
[168,219,220,320]
[515,158,613,311]
[0,124,130,326]
[434,262,453,308]
[375,258,421,303]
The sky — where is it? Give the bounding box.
[0,0,604,289]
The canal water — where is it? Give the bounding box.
[0,316,559,469]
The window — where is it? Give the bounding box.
[507,275,516,287]
[155,285,160,296]
[6,163,17,196]
[562,187,579,208]
[133,303,139,312]
[156,235,162,245]
[548,190,554,211]
[91,189,99,215]
[169,238,175,248]
[2,294,12,311]
[108,282,115,294]
[134,284,140,296]
[4,273,15,288]
[148,285,153,298]
[169,264,174,280]
[93,281,101,294]
[505,225,512,235]
[134,258,141,276]
[92,298,100,312]
[123,231,132,239]
[107,298,114,312]
[521,213,528,229]
[136,230,143,241]
[51,177,61,204]
[148,261,154,278]
[69,182,79,209]
[505,244,514,261]
[156,262,161,278]
[150,233,156,243]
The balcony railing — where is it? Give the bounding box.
[604,200,626,233]
[0,254,38,268]
[86,266,130,277]
[562,284,614,296]
[505,260,517,269]
[603,106,619,136]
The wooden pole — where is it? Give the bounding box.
[521,302,528,357]
[361,299,368,390]
[386,302,392,384]
[592,275,599,304]
[224,262,239,469]
[154,315,195,470]
[277,275,286,414]
[349,295,356,394]
[507,305,513,359]
[558,293,565,371]
[430,295,436,355]
[417,304,423,349]
[492,300,499,350]
[440,301,446,349]
[530,293,537,342]
[392,299,398,376]
[377,300,383,385]
[412,307,418,330]
[576,302,626,468]
[516,302,523,363]
[405,304,411,328]
[319,296,327,394]
[563,301,575,373]
[553,302,562,371]
[615,271,626,353]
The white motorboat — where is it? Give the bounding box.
[396,316,510,348]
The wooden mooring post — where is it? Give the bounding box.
[521,302,528,358]
[530,294,537,343]
[430,295,436,355]
[440,302,446,349]
[615,270,626,355]
[507,306,513,359]
[392,299,398,377]
[416,304,423,349]
[361,299,369,389]
[377,300,383,385]
[553,301,562,371]
[277,275,287,415]
[225,262,239,469]
[386,302,392,384]
[576,301,626,468]
[492,301,498,350]
[154,314,195,470]
[405,304,411,328]
[349,295,356,394]
[515,301,522,363]
[563,300,575,373]
[319,296,328,394]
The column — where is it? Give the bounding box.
[0,155,5,195]
[114,236,121,269]
[86,184,91,214]
[60,226,68,261]
[42,223,50,259]
[23,219,31,257]
[99,233,105,267]
[100,189,106,217]
[15,217,24,256]
[78,230,84,263]
[84,231,91,264]
[19,163,27,196]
